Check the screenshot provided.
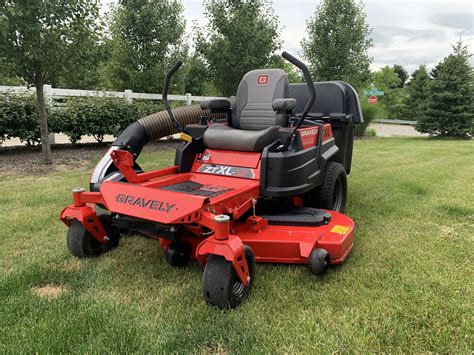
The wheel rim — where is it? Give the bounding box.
[332,177,343,211]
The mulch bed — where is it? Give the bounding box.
[0,140,180,177]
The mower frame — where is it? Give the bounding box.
[60,51,361,309]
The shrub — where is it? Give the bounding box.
[0,93,59,145]
[52,97,164,143]
[355,99,380,136]
[365,127,377,137]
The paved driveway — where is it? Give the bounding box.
[370,123,427,137]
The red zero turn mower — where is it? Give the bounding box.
[61,52,363,309]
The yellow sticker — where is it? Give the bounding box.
[331,225,350,234]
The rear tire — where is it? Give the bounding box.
[66,214,120,258]
[304,162,347,212]
[202,245,255,309]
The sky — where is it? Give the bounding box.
[103,0,474,74]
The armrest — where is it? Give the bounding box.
[200,98,232,112]
[185,124,208,140]
[272,98,297,112]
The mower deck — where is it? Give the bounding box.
[63,163,353,265]
[158,209,354,265]
[234,212,354,264]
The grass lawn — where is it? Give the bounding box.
[1,137,473,353]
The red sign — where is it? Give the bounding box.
[257,75,269,85]
[368,95,377,105]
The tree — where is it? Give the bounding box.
[416,41,473,137]
[268,55,303,83]
[57,40,110,90]
[372,66,401,91]
[182,53,218,96]
[301,0,373,89]
[195,0,281,96]
[0,0,101,163]
[403,65,430,119]
[0,57,23,85]
[393,64,408,87]
[371,66,404,119]
[101,0,187,94]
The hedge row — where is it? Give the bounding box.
[0,93,44,145]
[0,93,165,145]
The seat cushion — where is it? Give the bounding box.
[203,124,279,152]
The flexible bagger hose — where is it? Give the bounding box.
[138,98,235,141]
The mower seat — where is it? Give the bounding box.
[204,124,279,152]
[204,69,290,152]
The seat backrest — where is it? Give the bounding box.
[233,69,289,130]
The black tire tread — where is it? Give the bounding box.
[66,221,90,258]
[305,161,347,212]
[308,248,329,276]
[202,245,255,309]
[66,214,120,258]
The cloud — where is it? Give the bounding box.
[372,26,449,47]
[372,50,444,69]
[430,13,474,32]
[370,42,474,73]
[372,31,394,47]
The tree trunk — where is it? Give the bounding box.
[35,79,52,164]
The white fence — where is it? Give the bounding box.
[0,85,221,105]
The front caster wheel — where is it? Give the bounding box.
[165,241,191,267]
[66,214,120,258]
[308,248,330,276]
[202,245,255,309]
